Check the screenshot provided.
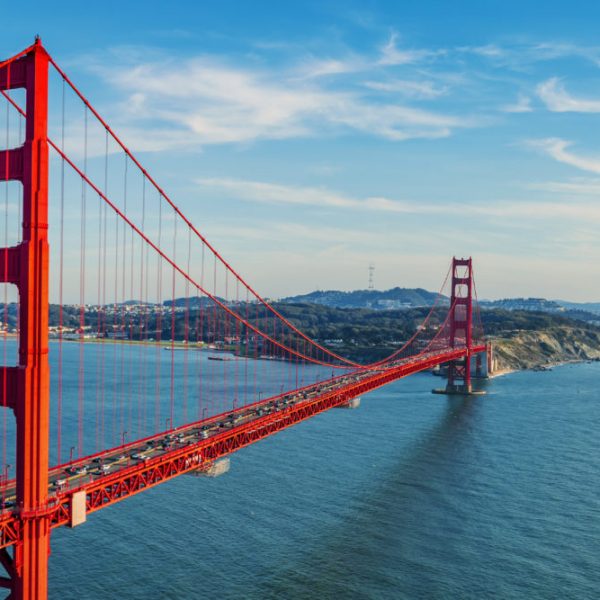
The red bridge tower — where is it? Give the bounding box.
[0,39,51,600]
[445,257,475,394]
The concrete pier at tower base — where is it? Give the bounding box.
[188,457,231,478]
[335,397,361,409]
[432,386,486,396]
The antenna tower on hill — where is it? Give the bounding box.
[368,263,375,290]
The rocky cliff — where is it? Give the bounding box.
[491,326,600,373]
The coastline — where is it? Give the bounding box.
[489,326,600,376]
[6,329,600,378]
[490,356,599,379]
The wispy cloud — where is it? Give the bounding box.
[529,178,600,195]
[471,199,600,222]
[377,33,441,66]
[463,44,506,58]
[502,93,532,113]
[528,42,600,67]
[527,138,600,174]
[197,176,600,225]
[293,56,365,79]
[537,77,600,112]
[193,174,600,299]
[460,41,600,69]
[363,79,448,99]
[92,52,469,146]
[77,35,600,154]
[206,221,383,247]
[196,177,423,213]
[83,34,600,151]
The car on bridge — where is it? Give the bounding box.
[131,453,149,461]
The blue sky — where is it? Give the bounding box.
[4,0,600,301]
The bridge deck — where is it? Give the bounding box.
[0,345,485,549]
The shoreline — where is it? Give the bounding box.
[490,357,599,379]
[6,334,600,377]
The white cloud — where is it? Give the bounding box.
[197,176,600,225]
[77,37,600,154]
[459,42,600,70]
[192,175,600,299]
[537,77,600,112]
[527,138,600,174]
[93,55,468,146]
[377,33,439,66]
[528,178,600,195]
[529,42,600,67]
[196,177,423,213]
[502,94,532,113]
[294,57,365,79]
[364,79,448,99]
[206,221,383,247]
[472,200,600,223]
[467,44,505,58]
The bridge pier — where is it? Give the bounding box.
[188,458,231,478]
[472,342,493,379]
[335,397,361,409]
[433,347,490,395]
[69,491,87,528]
[487,341,495,376]
[432,384,486,396]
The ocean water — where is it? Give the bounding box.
[37,359,600,598]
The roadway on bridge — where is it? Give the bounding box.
[0,347,481,513]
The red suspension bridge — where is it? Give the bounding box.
[0,40,488,599]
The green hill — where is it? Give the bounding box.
[281,287,441,310]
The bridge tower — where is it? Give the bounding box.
[445,257,474,394]
[0,39,51,600]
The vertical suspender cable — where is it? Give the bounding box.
[139,175,147,438]
[120,154,128,443]
[129,185,135,438]
[170,208,176,428]
[198,242,205,419]
[184,225,191,424]
[100,128,109,450]
[56,75,66,465]
[155,191,163,432]
[77,104,88,457]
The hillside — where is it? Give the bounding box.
[491,327,600,372]
[481,298,600,324]
[281,287,441,310]
[2,301,598,372]
[555,300,600,315]
[274,305,600,368]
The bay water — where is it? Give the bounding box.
[32,351,600,598]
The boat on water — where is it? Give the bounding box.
[162,346,194,351]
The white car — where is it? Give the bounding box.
[132,453,150,461]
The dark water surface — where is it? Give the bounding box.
[47,361,600,599]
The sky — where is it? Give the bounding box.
[3,0,600,301]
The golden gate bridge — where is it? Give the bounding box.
[0,40,488,599]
